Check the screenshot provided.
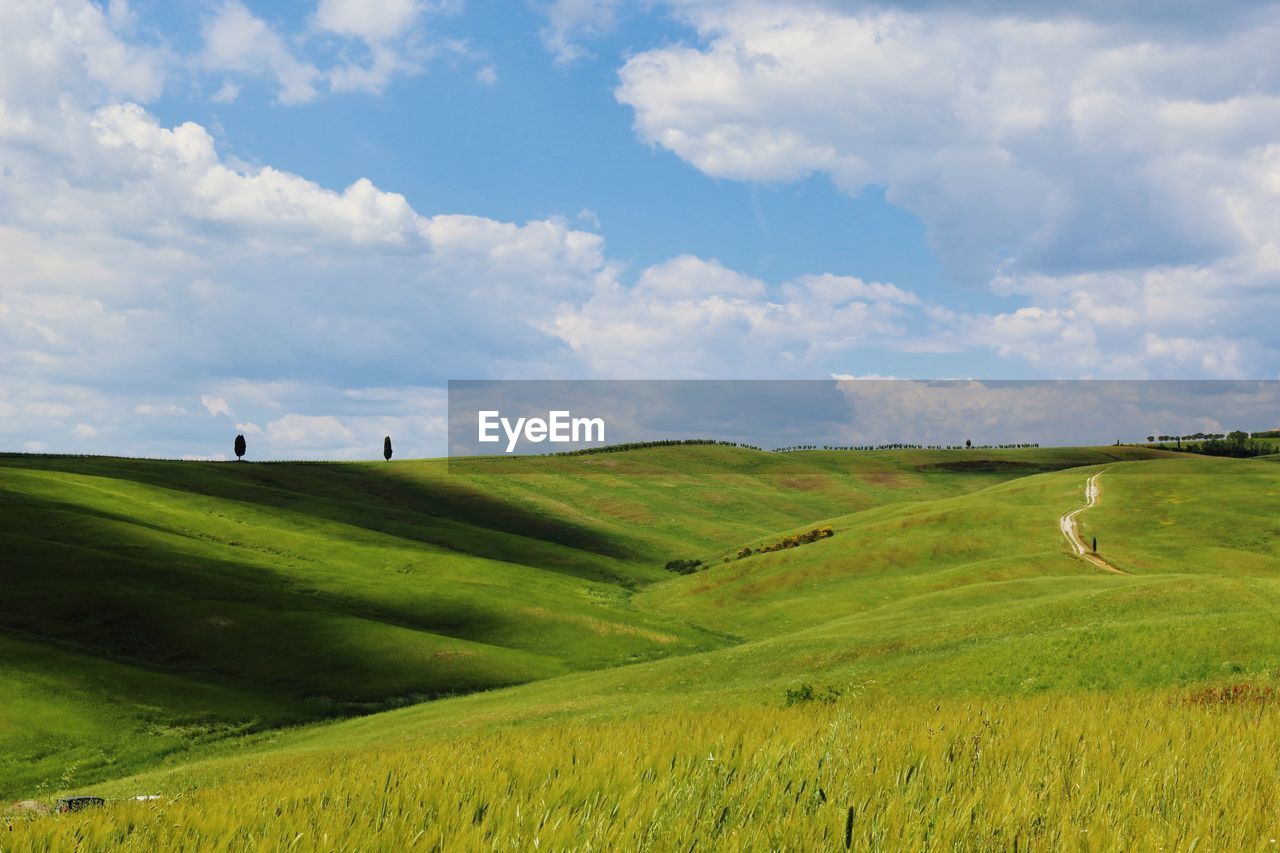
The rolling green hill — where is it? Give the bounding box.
[0,445,1161,797]
[9,444,1280,848]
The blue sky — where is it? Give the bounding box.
[148,1,959,302]
[2,0,1279,458]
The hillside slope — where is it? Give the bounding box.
[0,445,1174,798]
[11,452,1280,848]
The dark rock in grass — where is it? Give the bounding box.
[55,796,105,813]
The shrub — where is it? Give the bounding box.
[736,527,835,560]
[784,683,843,706]
[664,559,704,575]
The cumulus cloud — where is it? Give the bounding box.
[546,255,939,376]
[314,0,423,41]
[0,0,165,113]
[615,0,1280,376]
[0,1,608,456]
[201,1,322,104]
[539,0,623,64]
[7,0,1280,460]
[199,0,467,102]
[264,413,353,447]
[201,396,233,418]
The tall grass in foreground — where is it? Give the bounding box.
[8,692,1280,850]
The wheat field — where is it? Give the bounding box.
[9,690,1280,851]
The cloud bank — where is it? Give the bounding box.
[613,0,1280,376]
[3,0,1278,458]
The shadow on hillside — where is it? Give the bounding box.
[0,489,566,709]
[1,456,641,576]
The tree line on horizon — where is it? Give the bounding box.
[1147,430,1279,443]
[772,440,1041,452]
[221,428,1275,462]
[1144,430,1274,459]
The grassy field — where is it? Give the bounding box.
[3,445,1140,797]
[12,695,1280,850]
[6,444,1280,847]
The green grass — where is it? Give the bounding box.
[13,695,1280,850]
[11,442,1280,848]
[0,445,1158,798]
[1080,455,1280,576]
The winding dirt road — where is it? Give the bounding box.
[1059,472,1125,574]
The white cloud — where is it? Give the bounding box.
[0,0,164,110]
[134,403,188,416]
[315,0,421,41]
[202,396,232,417]
[476,65,498,85]
[200,0,469,102]
[539,0,622,64]
[264,413,354,447]
[72,423,97,438]
[202,1,322,104]
[547,255,936,376]
[210,81,240,103]
[615,0,1280,375]
[6,0,1280,462]
[0,5,605,455]
[787,274,919,307]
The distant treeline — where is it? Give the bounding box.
[1147,430,1279,442]
[554,440,1043,456]
[552,439,763,457]
[1147,430,1275,459]
[772,443,1040,452]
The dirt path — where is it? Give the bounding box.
[1059,472,1126,574]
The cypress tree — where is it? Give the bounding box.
[383,436,393,461]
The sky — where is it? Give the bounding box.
[2,0,1279,459]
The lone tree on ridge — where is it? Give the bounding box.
[234,434,246,462]
[383,436,393,461]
